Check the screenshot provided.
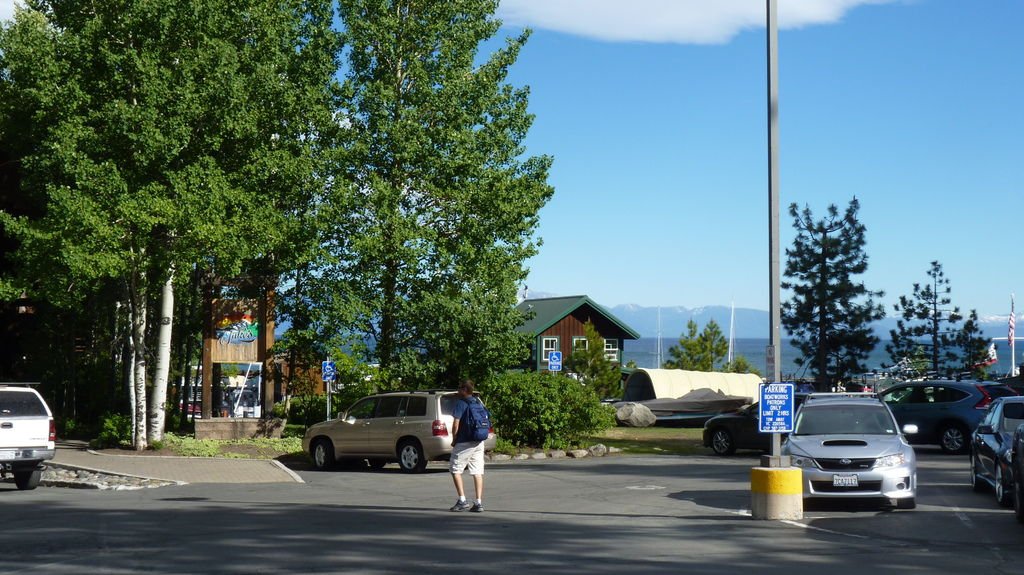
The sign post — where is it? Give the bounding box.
[322,359,336,419]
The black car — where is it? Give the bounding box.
[1012,423,1024,523]
[970,397,1024,506]
[702,394,807,455]
[879,380,1017,454]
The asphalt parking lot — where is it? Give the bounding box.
[2,448,1022,574]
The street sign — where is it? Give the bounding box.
[321,360,336,383]
[548,351,562,372]
[758,382,794,433]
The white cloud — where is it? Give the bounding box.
[498,0,901,44]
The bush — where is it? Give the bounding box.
[282,424,306,439]
[479,372,616,450]
[90,412,132,449]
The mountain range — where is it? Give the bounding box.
[603,302,1013,340]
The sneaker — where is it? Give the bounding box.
[450,500,472,512]
[470,503,484,513]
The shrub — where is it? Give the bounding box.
[479,372,615,450]
[90,412,132,449]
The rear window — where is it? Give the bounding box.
[986,385,1017,399]
[0,390,47,417]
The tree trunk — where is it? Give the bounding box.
[149,265,175,443]
[125,301,137,444]
[129,267,149,451]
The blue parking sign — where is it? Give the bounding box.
[321,360,336,383]
[758,382,794,433]
[548,351,562,372]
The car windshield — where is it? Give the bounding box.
[793,405,897,436]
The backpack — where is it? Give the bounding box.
[461,397,492,442]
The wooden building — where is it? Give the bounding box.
[515,295,640,372]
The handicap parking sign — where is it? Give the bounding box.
[548,351,562,372]
[321,360,336,383]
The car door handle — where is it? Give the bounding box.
[1,422,12,429]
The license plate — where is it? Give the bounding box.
[833,474,859,487]
[0,449,17,459]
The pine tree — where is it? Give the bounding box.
[781,198,885,388]
[886,261,963,377]
[664,319,729,372]
[566,321,621,399]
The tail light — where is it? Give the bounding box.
[974,385,994,409]
[49,418,56,442]
[432,419,449,437]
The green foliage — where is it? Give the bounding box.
[91,413,133,449]
[887,261,964,377]
[958,309,992,378]
[664,319,729,371]
[282,424,306,439]
[299,0,552,390]
[480,371,616,450]
[723,355,762,377]
[161,433,303,458]
[781,198,885,387]
[565,321,622,399]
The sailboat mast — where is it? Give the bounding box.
[727,302,735,365]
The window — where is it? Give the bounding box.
[376,396,405,418]
[603,339,619,362]
[346,397,377,420]
[541,337,559,363]
[572,336,588,351]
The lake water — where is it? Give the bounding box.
[621,337,1021,379]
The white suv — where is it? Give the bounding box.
[0,385,56,490]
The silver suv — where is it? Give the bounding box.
[303,390,496,473]
[0,385,56,490]
[782,393,918,509]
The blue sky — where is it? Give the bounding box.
[2,1,1020,322]
[495,0,1024,321]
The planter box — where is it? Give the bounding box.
[194,417,285,440]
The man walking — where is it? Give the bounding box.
[449,380,486,512]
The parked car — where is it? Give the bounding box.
[1011,423,1024,522]
[878,380,1016,454]
[969,396,1024,506]
[0,385,56,490]
[702,394,809,455]
[782,393,918,509]
[302,390,497,473]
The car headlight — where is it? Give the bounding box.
[874,453,906,468]
[791,455,817,468]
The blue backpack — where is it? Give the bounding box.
[462,397,492,442]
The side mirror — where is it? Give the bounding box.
[345,415,356,424]
[976,424,994,435]
[902,424,918,435]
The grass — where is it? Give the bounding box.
[161,433,304,459]
[587,425,707,456]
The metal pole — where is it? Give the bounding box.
[766,0,785,467]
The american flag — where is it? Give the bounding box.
[1011,295,1016,349]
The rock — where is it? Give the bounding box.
[548,450,566,459]
[608,446,622,454]
[588,444,608,457]
[489,453,512,461]
[530,452,548,460]
[568,449,589,458]
[615,402,657,428]
[513,454,530,460]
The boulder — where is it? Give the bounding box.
[615,402,657,428]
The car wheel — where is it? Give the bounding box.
[311,438,336,471]
[939,424,968,454]
[710,429,736,456]
[368,458,388,470]
[14,468,41,490]
[971,455,985,492]
[896,497,916,510]
[997,465,1014,507]
[397,439,427,473]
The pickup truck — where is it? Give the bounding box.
[0,385,56,490]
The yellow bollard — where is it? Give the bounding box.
[750,466,803,520]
